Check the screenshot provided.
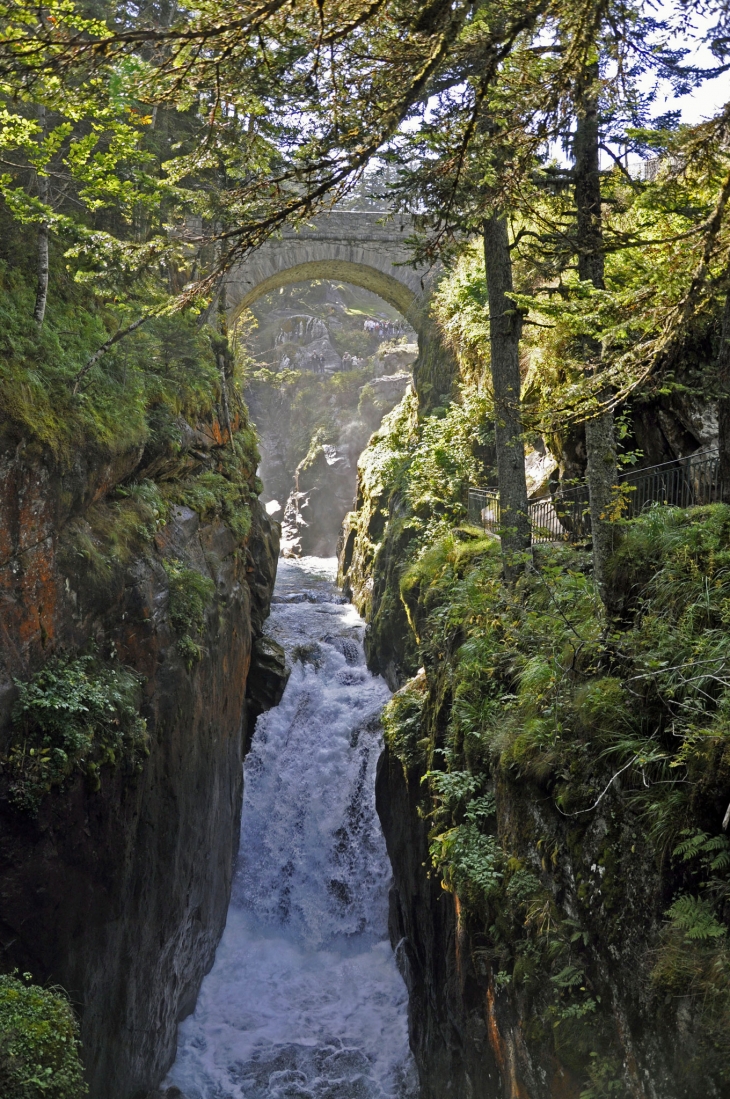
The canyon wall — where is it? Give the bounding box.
[342,390,730,1099]
[0,421,278,1098]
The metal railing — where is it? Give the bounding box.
[468,448,722,545]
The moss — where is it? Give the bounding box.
[0,972,87,1098]
[375,502,730,1089]
[0,249,227,463]
[163,432,257,542]
[59,480,169,593]
[382,673,428,772]
[162,559,216,667]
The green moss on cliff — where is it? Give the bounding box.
[0,258,225,462]
[162,559,216,667]
[0,213,251,474]
[340,386,494,679]
[378,504,730,1093]
[0,973,87,1098]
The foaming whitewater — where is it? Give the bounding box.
[164,556,417,1099]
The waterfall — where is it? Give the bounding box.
[164,557,417,1099]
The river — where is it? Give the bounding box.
[164,556,417,1099]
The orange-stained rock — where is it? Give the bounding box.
[0,428,279,1099]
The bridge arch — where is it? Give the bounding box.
[228,259,417,325]
[225,210,457,410]
[225,211,430,332]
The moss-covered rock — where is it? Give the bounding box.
[355,477,730,1095]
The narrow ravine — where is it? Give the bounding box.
[164,556,417,1099]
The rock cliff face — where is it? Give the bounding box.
[271,372,413,558]
[377,747,505,1099]
[0,427,278,1098]
[376,725,685,1099]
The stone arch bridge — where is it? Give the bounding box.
[226,211,432,328]
[225,211,455,407]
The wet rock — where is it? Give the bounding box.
[272,589,347,605]
[246,635,290,719]
[0,437,279,1099]
[291,641,324,668]
[323,634,361,665]
[282,443,356,558]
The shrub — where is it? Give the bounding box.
[5,652,148,812]
[0,973,87,1098]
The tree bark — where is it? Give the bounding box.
[483,214,530,577]
[718,285,730,502]
[217,284,233,443]
[573,78,618,606]
[33,105,49,328]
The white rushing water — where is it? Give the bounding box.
[165,556,417,1099]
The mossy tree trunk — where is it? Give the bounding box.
[483,213,530,578]
[216,283,233,442]
[718,283,730,502]
[573,75,618,606]
[33,105,49,328]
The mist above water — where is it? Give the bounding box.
[165,557,417,1099]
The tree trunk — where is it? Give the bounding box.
[573,78,617,605]
[718,285,730,502]
[33,106,49,328]
[216,284,233,443]
[483,214,530,578]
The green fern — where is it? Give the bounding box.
[674,830,730,872]
[668,895,726,941]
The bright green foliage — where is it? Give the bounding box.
[431,243,491,387]
[382,674,426,771]
[403,396,491,541]
[0,972,87,1098]
[0,246,224,460]
[353,386,493,557]
[355,389,419,509]
[5,653,147,812]
[430,820,502,905]
[162,559,216,666]
[0,52,175,264]
[381,503,730,1085]
[430,147,730,460]
[666,895,726,942]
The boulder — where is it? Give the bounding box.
[246,635,290,721]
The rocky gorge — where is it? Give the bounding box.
[0,392,282,1096]
[242,280,417,558]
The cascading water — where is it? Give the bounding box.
[164,556,417,1099]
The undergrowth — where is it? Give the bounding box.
[3,651,148,812]
[382,503,730,1089]
[356,387,493,549]
[0,972,87,1098]
[59,480,170,589]
[0,255,223,461]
